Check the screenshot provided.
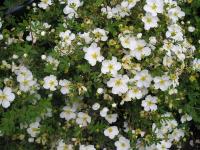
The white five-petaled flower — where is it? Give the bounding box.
[142,13,159,30]
[38,0,52,9]
[115,136,130,150]
[141,95,158,112]
[119,35,136,50]
[134,70,152,88]
[59,79,71,94]
[166,24,183,41]
[168,6,185,22]
[57,140,73,150]
[92,28,108,42]
[59,30,75,45]
[101,56,121,76]
[154,75,172,91]
[107,75,129,95]
[104,126,119,139]
[144,0,164,16]
[105,113,118,124]
[0,87,15,108]
[130,39,151,60]
[43,75,58,91]
[126,87,148,100]
[156,140,172,150]
[63,0,82,18]
[60,106,76,121]
[83,43,104,66]
[27,121,40,138]
[76,112,91,127]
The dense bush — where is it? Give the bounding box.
[0,0,200,149]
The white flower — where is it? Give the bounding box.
[59,79,71,94]
[38,0,52,9]
[149,36,157,45]
[63,6,77,18]
[100,107,109,117]
[79,145,96,150]
[192,58,200,71]
[163,55,173,67]
[79,32,92,44]
[19,79,36,92]
[126,87,147,100]
[92,28,108,42]
[15,66,36,92]
[101,56,121,76]
[141,95,158,112]
[115,136,130,150]
[46,56,60,70]
[188,26,195,32]
[16,66,33,82]
[27,122,40,138]
[0,87,15,108]
[144,0,164,16]
[181,114,192,123]
[107,75,129,95]
[104,126,119,139]
[59,30,75,45]
[166,24,183,41]
[76,112,91,127]
[92,103,100,110]
[142,13,159,30]
[134,70,152,88]
[67,0,82,9]
[119,35,136,50]
[63,0,82,18]
[168,6,185,22]
[105,113,118,124]
[168,128,185,142]
[130,39,151,60]
[156,140,172,150]
[57,140,73,150]
[154,75,172,91]
[0,34,3,40]
[97,88,104,94]
[43,75,58,91]
[83,43,104,66]
[60,106,76,121]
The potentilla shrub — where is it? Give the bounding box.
[0,0,199,149]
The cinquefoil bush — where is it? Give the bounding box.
[0,0,200,149]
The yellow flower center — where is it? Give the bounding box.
[115,79,122,86]
[91,53,98,59]
[151,3,157,10]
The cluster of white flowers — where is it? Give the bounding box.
[26,21,52,43]
[0,0,198,149]
[101,0,140,19]
[140,113,186,149]
[14,66,38,93]
[54,29,76,55]
[60,104,91,127]
[44,55,60,70]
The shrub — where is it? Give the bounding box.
[0,0,200,149]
